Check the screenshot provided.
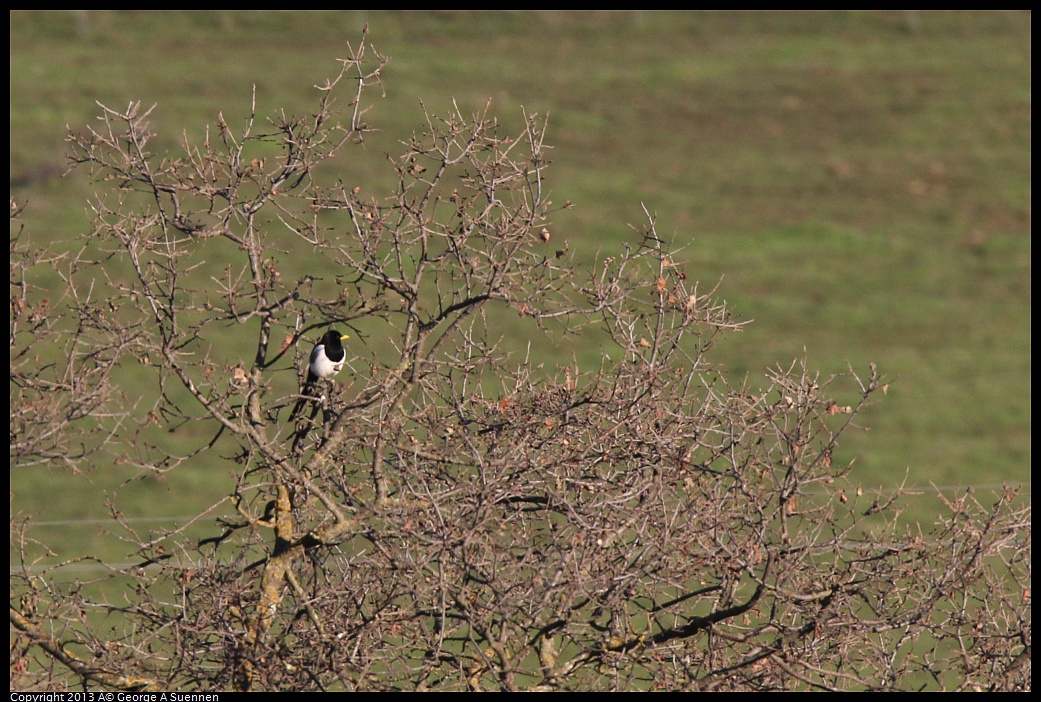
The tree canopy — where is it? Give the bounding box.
[10,37,1029,692]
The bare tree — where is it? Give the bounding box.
[9,37,1030,692]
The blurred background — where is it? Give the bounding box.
[10,11,1030,551]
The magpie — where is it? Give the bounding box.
[289,329,349,423]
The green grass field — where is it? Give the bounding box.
[10,10,1030,560]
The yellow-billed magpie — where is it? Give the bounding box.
[289,329,349,422]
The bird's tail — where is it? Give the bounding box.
[288,375,318,423]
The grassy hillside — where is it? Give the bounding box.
[10,10,1030,554]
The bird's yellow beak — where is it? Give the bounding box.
[340,334,349,341]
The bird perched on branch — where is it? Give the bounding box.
[289,329,350,423]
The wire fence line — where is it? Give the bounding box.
[11,482,1029,574]
[13,481,1030,530]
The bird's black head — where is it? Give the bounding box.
[320,329,348,354]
